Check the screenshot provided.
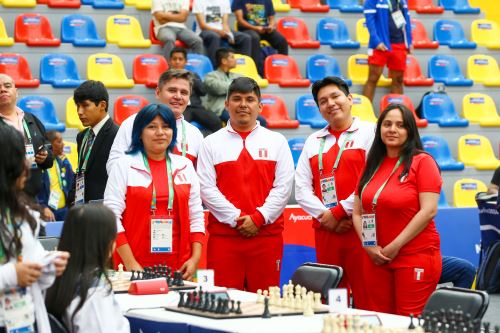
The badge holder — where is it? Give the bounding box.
[320,173,338,209]
[361,211,377,247]
[0,287,35,333]
[392,10,406,29]
[25,144,37,169]
[150,213,174,254]
[74,173,85,206]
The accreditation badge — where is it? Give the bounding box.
[48,191,61,210]
[0,287,35,333]
[74,173,85,206]
[150,215,173,254]
[361,213,377,247]
[320,174,338,208]
[25,144,37,169]
[392,10,406,29]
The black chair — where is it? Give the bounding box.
[423,287,490,319]
[48,313,69,333]
[38,237,59,251]
[290,262,343,302]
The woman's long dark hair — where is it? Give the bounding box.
[0,120,37,262]
[45,204,117,327]
[357,104,424,195]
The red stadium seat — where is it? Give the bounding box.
[0,53,40,87]
[404,55,434,86]
[265,55,310,87]
[277,17,320,49]
[133,54,169,88]
[113,95,149,125]
[411,19,439,49]
[380,94,428,128]
[36,0,48,4]
[260,94,300,128]
[408,0,444,13]
[14,13,61,46]
[149,20,187,47]
[47,0,80,8]
[288,0,329,12]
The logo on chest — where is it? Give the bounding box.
[174,172,189,184]
[258,148,268,159]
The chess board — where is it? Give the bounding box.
[109,271,196,294]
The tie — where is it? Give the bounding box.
[80,129,95,171]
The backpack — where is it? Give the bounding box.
[415,84,447,118]
[476,240,500,293]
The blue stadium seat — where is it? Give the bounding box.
[61,14,106,47]
[17,96,65,132]
[421,92,469,127]
[438,190,449,207]
[428,55,473,86]
[422,135,465,171]
[306,54,352,85]
[81,0,123,8]
[326,0,362,12]
[40,54,84,88]
[288,137,306,168]
[439,0,480,14]
[185,53,213,80]
[295,94,327,128]
[434,20,476,49]
[316,18,360,49]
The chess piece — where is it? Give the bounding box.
[235,300,242,314]
[202,293,210,312]
[209,294,216,312]
[409,314,416,330]
[223,299,230,314]
[303,299,314,317]
[262,297,271,319]
[257,289,263,304]
[230,299,235,313]
[178,292,185,308]
[130,270,136,281]
[314,293,322,309]
[322,315,332,333]
[295,284,302,296]
[117,264,124,279]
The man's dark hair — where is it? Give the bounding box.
[46,130,59,143]
[227,77,261,101]
[311,76,350,106]
[157,69,193,92]
[169,47,187,60]
[215,47,235,68]
[73,80,109,112]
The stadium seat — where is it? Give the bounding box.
[458,134,500,170]
[61,14,106,47]
[230,54,269,88]
[47,0,80,8]
[306,54,352,85]
[470,19,500,50]
[65,97,85,131]
[0,53,39,87]
[347,54,391,86]
[14,14,61,46]
[2,0,35,7]
[272,0,291,12]
[422,135,464,171]
[63,141,78,171]
[355,19,369,47]
[0,18,14,46]
[411,19,439,49]
[288,0,329,12]
[40,54,83,88]
[351,94,377,123]
[87,53,134,88]
[133,54,168,88]
[316,18,360,49]
[467,55,500,86]
[439,0,479,14]
[277,17,319,49]
[462,93,500,126]
[428,55,473,86]
[113,95,149,125]
[134,0,151,9]
[295,94,327,128]
[185,53,213,80]
[326,0,362,13]
[379,94,428,127]
[149,20,188,47]
[288,137,306,168]
[17,96,65,132]
[421,92,469,127]
[106,15,151,48]
[81,0,124,9]
[404,55,434,86]
[438,190,449,207]
[453,178,487,207]
[264,55,310,87]
[408,0,444,13]
[260,94,300,129]
[434,20,476,49]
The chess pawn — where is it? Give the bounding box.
[323,315,332,333]
[289,296,295,309]
[301,287,307,299]
[295,284,302,296]
[314,293,322,309]
[295,294,302,310]
[263,290,269,299]
[303,299,314,317]
[257,289,264,304]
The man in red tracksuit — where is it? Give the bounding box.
[197,77,294,292]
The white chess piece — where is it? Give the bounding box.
[257,289,263,304]
[322,315,332,333]
[295,294,302,309]
[295,284,302,296]
[314,293,322,309]
[117,263,124,279]
[303,298,314,316]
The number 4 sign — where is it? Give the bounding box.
[329,288,348,312]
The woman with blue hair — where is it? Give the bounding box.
[104,104,205,280]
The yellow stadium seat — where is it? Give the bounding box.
[351,93,378,123]
[135,0,151,9]
[63,141,78,172]
[0,18,14,46]
[106,15,151,48]
[471,19,500,50]
[356,18,369,47]
[467,55,500,86]
[230,54,269,88]
[462,93,500,127]
[2,0,35,7]
[273,0,291,12]
[124,0,136,5]
[87,53,134,88]
[458,134,500,170]
[65,97,86,131]
[453,178,487,207]
[347,54,391,86]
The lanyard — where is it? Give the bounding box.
[77,130,94,173]
[180,120,187,157]
[48,158,65,189]
[22,119,32,143]
[360,157,403,212]
[142,154,174,213]
[0,209,20,263]
[318,131,354,176]
[387,0,400,12]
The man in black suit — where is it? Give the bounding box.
[69,80,118,205]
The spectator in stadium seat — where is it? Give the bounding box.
[169,47,222,134]
[152,0,204,60]
[193,0,252,67]
[232,0,288,75]
[487,166,500,195]
[362,0,412,102]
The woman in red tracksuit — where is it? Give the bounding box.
[352,104,442,315]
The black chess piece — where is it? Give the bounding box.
[209,294,216,313]
[235,301,242,315]
[484,322,491,333]
[176,271,184,286]
[130,270,136,281]
[202,293,210,312]
[494,325,499,333]
[190,291,198,309]
[197,290,204,310]
[262,297,271,319]
[215,298,223,314]
[222,299,230,314]
[178,292,185,308]
[408,314,416,330]
[230,300,235,313]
